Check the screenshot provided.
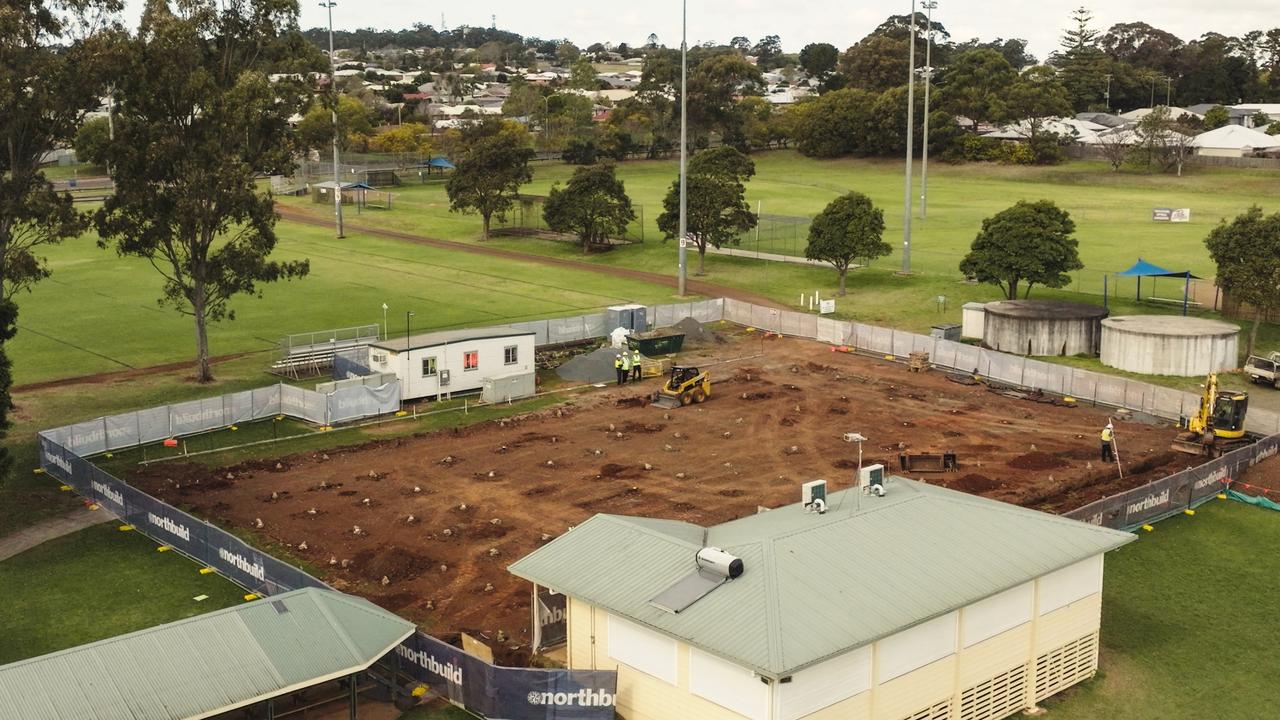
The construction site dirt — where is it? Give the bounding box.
[129,335,1192,665]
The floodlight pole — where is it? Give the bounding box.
[918,0,936,221]
[322,1,345,239]
[677,0,689,296]
[900,0,917,274]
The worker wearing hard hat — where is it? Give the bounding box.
[631,348,643,381]
[614,354,625,386]
[620,350,632,384]
[1100,422,1115,462]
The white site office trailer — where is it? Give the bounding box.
[367,327,536,401]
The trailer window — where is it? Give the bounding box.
[421,357,437,377]
[504,345,518,365]
[463,350,479,371]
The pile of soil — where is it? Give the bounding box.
[556,346,622,384]
[673,317,726,348]
[1007,451,1069,471]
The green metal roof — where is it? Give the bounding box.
[0,587,415,720]
[509,476,1134,679]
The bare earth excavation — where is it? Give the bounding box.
[130,335,1188,663]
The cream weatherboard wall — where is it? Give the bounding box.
[562,553,1108,720]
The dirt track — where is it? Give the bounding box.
[131,335,1189,663]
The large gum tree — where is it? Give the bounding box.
[96,0,314,382]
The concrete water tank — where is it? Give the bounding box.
[1100,316,1240,376]
[982,300,1108,356]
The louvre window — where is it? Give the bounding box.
[902,699,952,720]
[959,663,1028,720]
[1034,631,1099,702]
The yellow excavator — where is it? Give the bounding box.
[1171,373,1250,457]
[652,366,711,409]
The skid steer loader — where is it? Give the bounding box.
[652,366,711,409]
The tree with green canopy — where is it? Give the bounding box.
[805,192,889,295]
[959,201,1083,300]
[446,120,535,240]
[543,163,636,254]
[656,147,757,275]
[1205,206,1280,357]
[95,0,314,383]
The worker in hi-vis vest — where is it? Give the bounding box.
[620,350,632,384]
[614,354,625,386]
[1100,422,1115,462]
[631,348,643,381]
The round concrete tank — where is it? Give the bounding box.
[1100,316,1240,376]
[982,300,1108,356]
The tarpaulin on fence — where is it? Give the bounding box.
[327,382,401,424]
[394,632,617,719]
[280,384,328,425]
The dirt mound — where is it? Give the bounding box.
[672,317,726,348]
[351,546,435,583]
[556,346,621,383]
[1007,451,1069,471]
[948,473,1003,493]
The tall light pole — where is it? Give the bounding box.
[676,0,689,296]
[917,0,936,221]
[321,1,344,238]
[900,0,918,274]
[1164,75,1173,106]
[381,302,388,341]
[1103,73,1112,110]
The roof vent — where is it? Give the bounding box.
[649,547,744,614]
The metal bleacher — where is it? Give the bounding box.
[271,324,381,379]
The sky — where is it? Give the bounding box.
[120,1,1279,63]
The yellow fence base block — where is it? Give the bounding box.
[118,524,134,532]
[411,686,428,698]
[229,425,238,431]
[157,545,172,552]
[745,327,756,333]
[1184,509,1196,516]
[199,567,215,575]
[320,425,333,432]
[1142,524,1155,532]
[59,485,71,492]
[244,593,260,602]
[88,503,100,511]
[395,410,409,417]
[884,355,895,361]
[33,468,45,475]
[104,453,113,459]
[1217,493,1228,500]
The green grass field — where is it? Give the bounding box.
[8,220,687,386]
[1017,499,1279,719]
[0,522,243,664]
[286,150,1280,281]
